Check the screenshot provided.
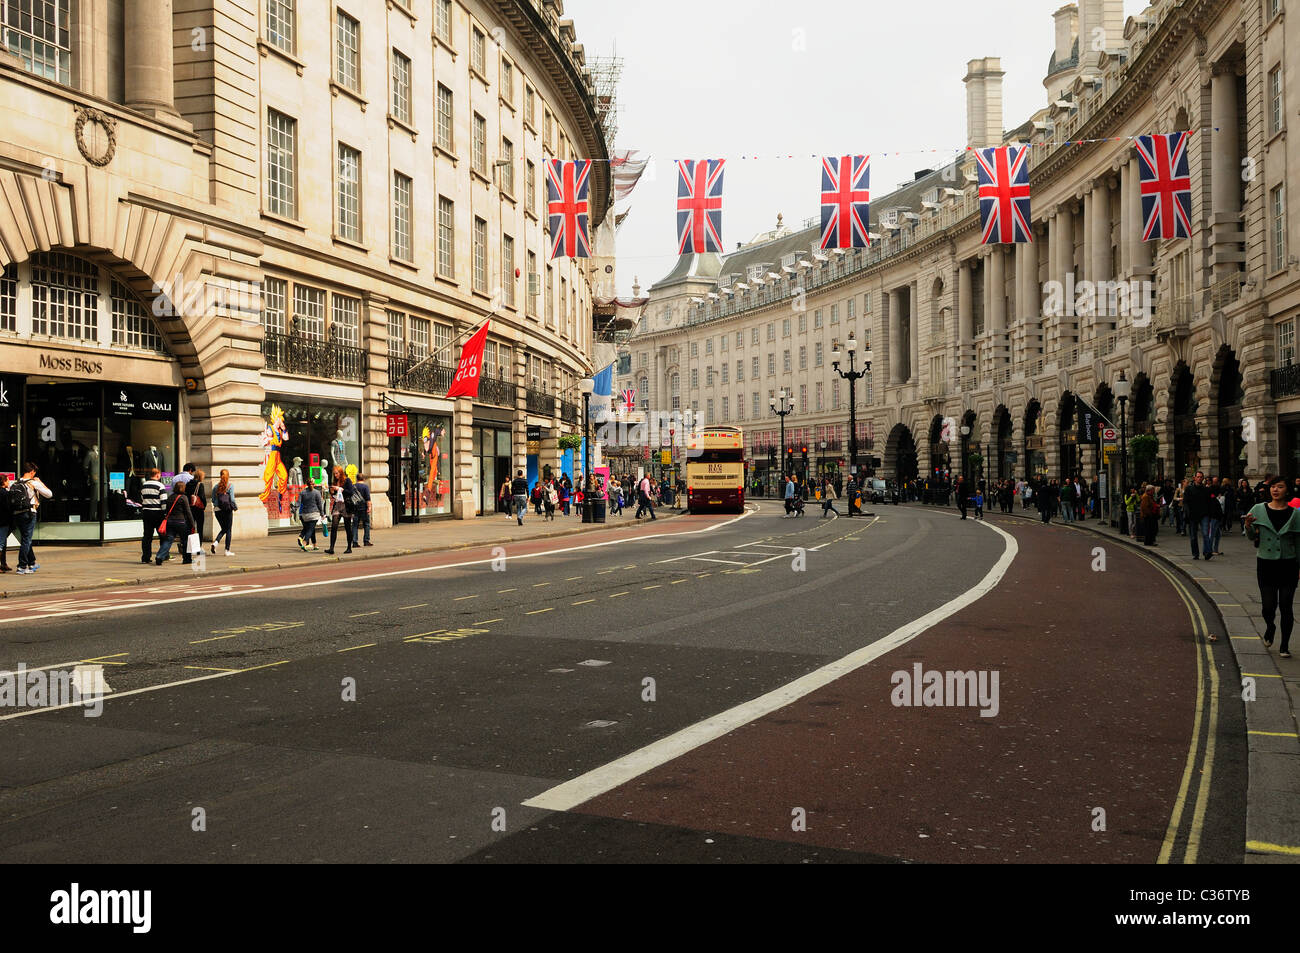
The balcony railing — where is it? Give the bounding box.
[477,374,517,408]
[559,399,580,425]
[1211,274,1243,311]
[526,386,554,415]
[1271,364,1300,400]
[388,353,453,395]
[262,330,366,382]
[1153,295,1193,334]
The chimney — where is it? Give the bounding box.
[964,57,1005,149]
[1054,4,1079,67]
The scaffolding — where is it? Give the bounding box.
[588,52,622,151]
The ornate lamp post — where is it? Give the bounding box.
[578,377,594,523]
[770,389,795,478]
[831,335,873,480]
[1115,369,1131,535]
[960,424,971,490]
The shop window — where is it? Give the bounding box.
[31,252,97,341]
[258,400,360,529]
[394,415,451,518]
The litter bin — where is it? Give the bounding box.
[592,498,606,523]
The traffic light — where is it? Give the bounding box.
[800,446,809,468]
[768,446,776,465]
[785,446,794,470]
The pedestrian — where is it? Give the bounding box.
[353,473,372,546]
[636,472,657,520]
[211,468,238,555]
[499,477,513,520]
[154,478,196,564]
[783,474,796,517]
[136,467,166,564]
[1183,471,1213,560]
[1021,480,1033,511]
[510,469,529,525]
[0,474,10,573]
[1244,476,1300,657]
[324,466,353,555]
[532,480,545,516]
[12,462,53,574]
[558,477,571,517]
[820,478,839,518]
[973,489,984,519]
[297,480,323,550]
[544,478,558,520]
[1140,484,1160,546]
[1060,478,1076,522]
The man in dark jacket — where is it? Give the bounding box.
[155,480,196,564]
[1182,470,1213,560]
[510,470,529,525]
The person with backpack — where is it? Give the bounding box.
[11,463,53,574]
[510,469,529,525]
[353,473,372,547]
[297,480,323,550]
[324,466,353,555]
[138,467,166,564]
[154,478,196,564]
[0,474,10,573]
[211,469,238,555]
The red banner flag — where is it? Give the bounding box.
[445,321,491,399]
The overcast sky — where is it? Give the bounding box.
[563,0,1149,295]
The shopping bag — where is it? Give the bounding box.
[186,533,201,554]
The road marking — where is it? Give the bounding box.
[473,618,503,625]
[670,579,687,585]
[566,576,583,581]
[498,588,517,593]
[596,569,616,574]
[349,610,380,618]
[641,585,662,590]
[453,595,478,601]
[532,583,551,588]
[525,607,554,615]
[523,519,1020,813]
[338,643,377,653]
[399,603,428,610]
[1248,729,1299,738]
[190,634,238,644]
[81,653,128,662]
[572,599,596,606]
[609,592,629,598]
[184,665,237,672]
[1246,840,1300,856]
[0,509,756,626]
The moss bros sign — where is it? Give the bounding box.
[39,352,104,375]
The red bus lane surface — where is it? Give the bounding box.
[0,512,747,625]
[572,521,1200,863]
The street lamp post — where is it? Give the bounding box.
[831,336,873,515]
[1115,369,1130,536]
[960,424,971,490]
[770,389,795,481]
[578,377,594,523]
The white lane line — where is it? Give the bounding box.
[686,557,749,566]
[0,510,756,626]
[521,519,1019,813]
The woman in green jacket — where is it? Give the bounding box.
[1243,475,1300,658]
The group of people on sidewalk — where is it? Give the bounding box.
[502,471,662,525]
[294,467,373,554]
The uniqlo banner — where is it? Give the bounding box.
[385,414,409,437]
[445,321,491,399]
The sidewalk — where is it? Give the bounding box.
[1001,506,1300,863]
[1,505,681,600]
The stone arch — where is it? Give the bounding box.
[1024,398,1046,479]
[1058,391,1078,479]
[928,413,951,478]
[994,405,1014,479]
[1211,343,1246,480]
[885,422,918,483]
[1169,361,1199,481]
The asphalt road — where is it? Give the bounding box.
[0,502,1244,863]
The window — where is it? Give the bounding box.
[526,160,536,213]
[336,143,361,243]
[500,138,515,193]
[767,354,775,376]
[639,352,648,368]
[831,304,839,323]
[1271,185,1287,273]
[671,374,681,410]
[335,10,360,92]
[409,316,430,358]
[705,337,713,355]
[501,59,514,104]
[525,85,536,127]
[471,26,485,76]
[544,110,554,151]
[1279,319,1296,368]
[331,293,360,347]
[392,171,413,261]
[832,379,841,409]
[707,399,715,424]
[546,266,554,326]
[1268,0,1281,18]
[736,360,744,382]
[472,217,488,292]
[798,314,806,333]
[30,252,96,340]
[434,320,451,357]
[263,277,287,334]
[863,292,872,313]
[266,110,297,218]
[814,308,823,329]
[110,279,166,353]
[782,318,791,337]
[1270,66,1284,136]
[723,396,730,420]
[721,364,729,385]
[266,0,295,54]
[391,49,411,124]
[690,368,699,389]
[292,284,325,340]
[387,309,405,356]
[847,297,856,319]
[435,0,451,42]
[815,381,824,411]
[706,366,713,386]
[1,0,71,83]
[526,251,538,315]
[690,341,698,358]
[815,342,824,366]
[783,349,791,372]
[767,323,775,342]
[436,84,454,152]
[799,346,807,370]
[501,233,516,307]
[737,331,744,348]
[437,196,455,278]
[752,356,760,378]
[752,392,761,418]
[472,113,487,175]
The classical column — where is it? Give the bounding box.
[1210,65,1244,284]
[908,282,920,383]
[1091,183,1113,333]
[957,262,973,377]
[125,0,183,122]
[452,395,476,519]
[362,293,393,528]
[888,289,903,385]
[1128,157,1153,276]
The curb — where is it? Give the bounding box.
[1,509,685,601]
[991,507,1300,863]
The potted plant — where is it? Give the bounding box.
[557,433,583,451]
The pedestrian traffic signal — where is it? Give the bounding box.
[800,446,809,467]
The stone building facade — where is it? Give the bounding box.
[620,0,1299,497]
[0,0,607,542]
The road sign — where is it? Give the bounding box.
[1102,445,1119,463]
[660,450,672,465]
[1100,427,1118,443]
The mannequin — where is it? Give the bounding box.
[145,445,164,472]
[84,443,100,501]
[287,456,304,486]
[332,430,348,469]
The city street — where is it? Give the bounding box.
[0,503,1244,863]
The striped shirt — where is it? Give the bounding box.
[140,479,165,512]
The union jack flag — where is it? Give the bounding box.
[676,159,725,254]
[621,388,636,413]
[1135,132,1192,241]
[819,154,871,249]
[546,159,592,259]
[975,145,1032,244]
